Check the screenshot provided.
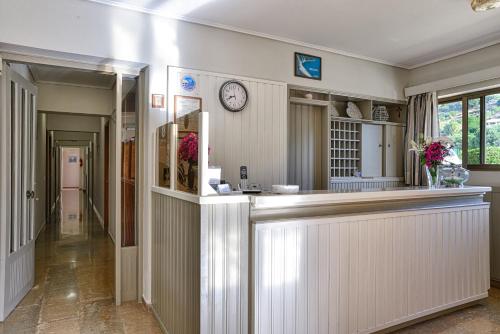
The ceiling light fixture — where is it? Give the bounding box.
[471,0,500,11]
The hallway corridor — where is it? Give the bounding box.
[0,190,161,334]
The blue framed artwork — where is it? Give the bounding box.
[294,52,322,80]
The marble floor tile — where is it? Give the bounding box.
[1,190,162,333]
[11,190,500,333]
[395,293,500,333]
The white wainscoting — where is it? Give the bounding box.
[252,205,490,334]
[168,67,288,189]
[200,202,250,334]
[151,191,250,334]
[151,192,201,334]
[2,243,35,320]
[330,178,404,190]
[487,188,500,283]
[288,103,328,191]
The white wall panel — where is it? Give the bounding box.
[151,192,201,334]
[168,67,287,189]
[151,191,249,334]
[330,179,403,190]
[487,189,500,283]
[200,201,250,334]
[288,103,327,190]
[253,205,490,334]
[38,82,113,116]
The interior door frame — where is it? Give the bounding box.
[104,122,109,230]
[0,52,148,307]
[0,61,38,320]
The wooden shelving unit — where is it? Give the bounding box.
[331,120,361,177]
[288,85,408,189]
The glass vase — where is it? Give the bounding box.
[425,165,440,188]
[439,165,470,188]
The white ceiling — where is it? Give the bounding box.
[89,0,500,69]
[29,64,115,88]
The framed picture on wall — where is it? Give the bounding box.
[294,52,322,80]
[174,95,202,122]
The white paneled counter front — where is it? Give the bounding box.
[151,186,490,334]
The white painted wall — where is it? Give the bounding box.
[0,0,408,102]
[96,118,107,223]
[46,113,101,132]
[408,44,500,188]
[38,82,113,116]
[61,147,81,188]
[0,0,410,304]
[35,113,46,238]
[44,116,105,226]
[9,63,33,82]
[168,67,288,189]
[408,43,500,87]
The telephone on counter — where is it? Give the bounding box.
[238,166,262,194]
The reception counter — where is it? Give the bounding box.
[150,186,491,334]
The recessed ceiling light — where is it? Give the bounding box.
[471,0,500,11]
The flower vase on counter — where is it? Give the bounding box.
[410,136,453,188]
[425,165,439,188]
[188,163,198,190]
[178,132,199,193]
[439,165,470,188]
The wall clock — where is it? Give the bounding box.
[219,80,248,112]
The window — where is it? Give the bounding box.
[438,89,500,169]
[438,100,463,160]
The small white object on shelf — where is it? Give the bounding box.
[304,93,313,99]
[346,102,363,119]
[271,185,300,194]
[373,105,389,122]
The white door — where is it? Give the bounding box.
[0,62,37,320]
[384,125,404,177]
[361,123,383,177]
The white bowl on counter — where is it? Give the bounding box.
[271,185,300,194]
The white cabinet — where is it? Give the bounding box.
[361,124,383,177]
[384,125,404,177]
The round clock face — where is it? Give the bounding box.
[219,80,248,112]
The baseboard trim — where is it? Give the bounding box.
[151,304,168,334]
[35,220,46,240]
[491,279,500,288]
[90,201,104,230]
[376,294,488,333]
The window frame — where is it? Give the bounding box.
[439,87,500,171]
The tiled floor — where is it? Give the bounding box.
[395,288,500,333]
[0,189,162,334]
[4,190,500,334]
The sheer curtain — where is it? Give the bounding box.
[405,92,440,186]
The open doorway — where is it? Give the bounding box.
[0,58,149,329]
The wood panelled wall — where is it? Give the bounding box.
[152,192,201,333]
[151,191,250,334]
[168,67,287,189]
[288,103,328,190]
[330,179,404,190]
[200,202,250,334]
[487,188,500,283]
[252,205,490,334]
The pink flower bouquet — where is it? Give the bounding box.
[410,136,453,186]
[178,132,198,164]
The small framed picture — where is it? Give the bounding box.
[174,95,202,122]
[294,52,322,80]
[152,94,165,108]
